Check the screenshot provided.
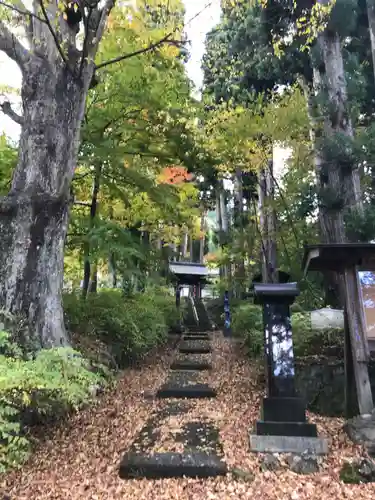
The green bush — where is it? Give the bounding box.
[231,303,344,358]
[64,287,177,366]
[291,312,343,357]
[0,331,107,472]
[232,303,264,357]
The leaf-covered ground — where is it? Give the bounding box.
[2,335,375,499]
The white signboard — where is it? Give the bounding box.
[358,271,375,339]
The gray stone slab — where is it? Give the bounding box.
[157,384,216,399]
[119,451,227,479]
[249,434,329,455]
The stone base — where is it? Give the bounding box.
[250,434,328,455]
[262,397,307,423]
[256,421,317,437]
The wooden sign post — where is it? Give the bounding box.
[303,244,375,416]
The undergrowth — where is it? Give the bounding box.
[64,286,179,367]
[0,331,107,473]
[0,286,178,473]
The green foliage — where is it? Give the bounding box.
[340,461,363,484]
[232,303,264,357]
[291,312,343,357]
[0,331,106,472]
[338,459,375,484]
[345,205,375,242]
[0,134,17,195]
[202,3,310,105]
[63,0,203,291]
[231,303,343,359]
[326,0,358,37]
[319,132,356,172]
[64,288,177,366]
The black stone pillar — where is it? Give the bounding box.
[253,283,318,438]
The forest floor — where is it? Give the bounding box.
[1,334,375,500]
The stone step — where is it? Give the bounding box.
[179,345,211,354]
[119,401,227,479]
[157,383,216,399]
[170,360,212,370]
[183,335,210,341]
[186,330,212,334]
[119,451,227,479]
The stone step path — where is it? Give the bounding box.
[119,328,227,480]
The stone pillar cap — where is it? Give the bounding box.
[253,282,300,303]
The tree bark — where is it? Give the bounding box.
[0,58,91,347]
[0,0,126,348]
[367,0,375,84]
[266,159,277,283]
[312,23,363,244]
[302,78,342,307]
[233,168,245,296]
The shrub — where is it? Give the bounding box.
[231,303,344,358]
[64,287,177,366]
[0,331,107,472]
[232,303,263,357]
[292,312,343,357]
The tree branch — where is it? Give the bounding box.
[0,0,46,22]
[93,0,114,49]
[39,0,68,66]
[95,34,183,70]
[79,3,93,77]
[0,101,24,125]
[0,20,30,70]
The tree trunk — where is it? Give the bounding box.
[171,240,178,261]
[266,159,277,283]
[258,159,277,283]
[215,189,224,279]
[82,249,91,297]
[108,207,117,288]
[82,163,102,298]
[258,167,269,282]
[312,25,363,244]
[88,263,98,293]
[0,60,90,348]
[233,167,245,296]
[302,78,342,307]
[109,253,117,288]
[189,234,194,262]
[199,211,205,263]
[367,0,375,83]
[219,182,231,283]
[181,232,188,260]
